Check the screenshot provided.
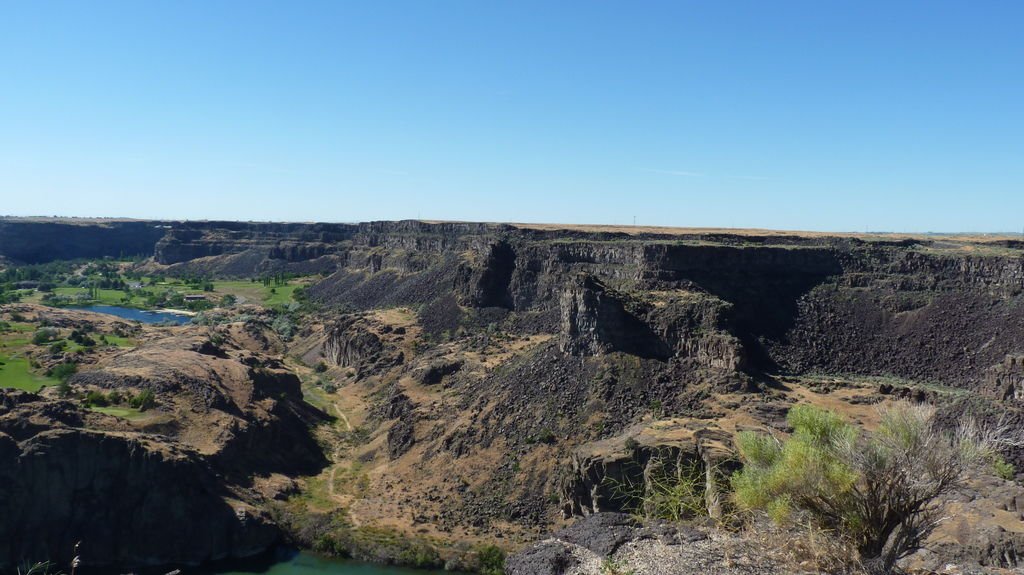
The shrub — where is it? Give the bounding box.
[69,329,95,347]
[272,315,295,340]
[32,328,58,345]
[56,380,72,398]
[609,456,709,522]
[130,389,157,411]
[526,428,557,445]
[85,391,109,407]
[993,455,1016,480]
[732,402,1017,573]
[48,362,77,382]
[477,544,505,575]
[314,361,328,373]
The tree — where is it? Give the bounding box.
[732,402,1017,574]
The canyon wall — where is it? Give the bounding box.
[4,218,1022,388]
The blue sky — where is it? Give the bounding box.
[2,1,1022,232]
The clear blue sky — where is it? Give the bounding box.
[2,1,1022,232]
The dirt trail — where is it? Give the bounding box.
[333,402,353,431]
[325,401,362,526]
[326,403,351,498]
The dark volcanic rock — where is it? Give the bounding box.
[553,512,640,556]
[0,393,277,569]
[505,540,578,575]
[560,274,670,359]
[387,417,416,459]
[984,354,1024,402]
[415,359,464,385]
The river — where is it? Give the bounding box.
[164,550,455,575]
[77,550,459,575]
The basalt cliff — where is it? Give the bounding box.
[1,218,1023,573]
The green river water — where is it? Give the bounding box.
[190,551,456,575]
[78,550,458,575]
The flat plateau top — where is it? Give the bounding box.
[2,216,1022,244]
[474,221,1024,244]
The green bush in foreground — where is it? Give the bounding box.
[732,403,1016,574]
[476,544,505,575]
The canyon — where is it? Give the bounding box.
[1,217,1023,573]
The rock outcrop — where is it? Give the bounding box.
[506,512,773,575]
[984,355,1024,402]
[0,392,277,569]
[559,421,735,520]
[559,275,669,359]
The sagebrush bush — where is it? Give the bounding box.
[732,402,1018,574]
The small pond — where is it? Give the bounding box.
[67,305,193,325]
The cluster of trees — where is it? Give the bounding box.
[0,285,20,305]
[180,275,215,292]
[257,272,295,287]
[0,260,76,285]
[32,328,97,349]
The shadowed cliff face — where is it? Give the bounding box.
[0,220,167,264]
[0,393,278,569]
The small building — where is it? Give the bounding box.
[183,294,207,302]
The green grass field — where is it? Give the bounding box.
[25,279,303,310]
[0,354,58,391]
[101,335,135,347]
[264,284,299,306]
[211,280,300,307]
[88,406,148,420]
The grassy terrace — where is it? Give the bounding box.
[0,315,136,391]
[88,406,148,420]
[0,354,57,391]
[0,321,56,391]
